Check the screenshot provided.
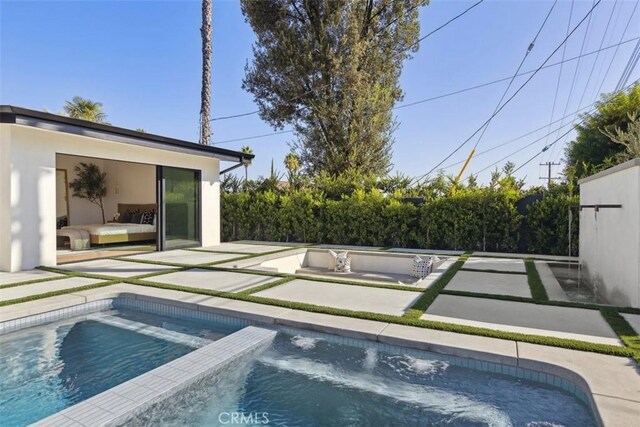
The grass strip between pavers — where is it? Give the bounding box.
[111,276,634,360]
[459,268,527,275]
[600,307,640,364]
[0,280,119,307]
[403,254,471,319]
[525,258,548,302]
[0,275,69,290]
[236,276,297,296]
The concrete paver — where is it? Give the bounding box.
[463,257,526,273]
[254,279,421,316]
[126,249,240,265]
[621,313,640,333]
[535,261,570,301]
[196,243,293,254]
[446,270,531,298]
[57,259,175,278]
[424,295,620,345]
[0,270,63,286]
[0,277,105,302]
[146,269,279,293]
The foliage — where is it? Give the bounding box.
[220,167,577,255]
[600,112,640,162]
[564,83,640,183]
[240,0,428,176]
[69,162,108,224]
[63,96,109,123]
[526,190,579,256]
[241,145,253,182]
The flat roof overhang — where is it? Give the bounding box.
[0,105,254,164]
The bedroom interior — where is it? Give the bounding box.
[55,154,158,263]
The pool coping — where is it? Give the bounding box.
[2,284,639,426]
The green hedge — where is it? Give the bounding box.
[221,188,577,255]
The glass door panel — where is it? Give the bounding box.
[161,167,200,249]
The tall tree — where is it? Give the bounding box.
[199,0,213,145]
[564,83,640,180]
[241,145,253,181]
[241,0,427,176]
[63,96,108,123]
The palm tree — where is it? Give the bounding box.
[63,96,108,123]
[199,0,212,145]
[241,145,253,182]
[284,152,300,185]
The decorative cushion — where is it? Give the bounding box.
[410,255,432,279]
[140,210,155,225]
[122,209,140,223]
[130,210,142,224]
[329,250,351,273]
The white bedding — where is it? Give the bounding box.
[63,223,155,236]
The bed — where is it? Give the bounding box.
[63,203,157,245]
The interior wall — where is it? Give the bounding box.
[103,160,156,221]
[55,154,156,224]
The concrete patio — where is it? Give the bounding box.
[0,242,629,349]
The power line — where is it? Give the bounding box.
[213,129,293,145]
[413,0,602,184]
[393,36,639,111]
[441,102,594,171]
[576,0,618,110]
[596,0,639,96]
[542,0,574,161]
[471,0,557,151]
[512,78,640,175]
[616,39,640,91]
[546,0,597,163]
[209,36,639,147]
[413,0,484,46]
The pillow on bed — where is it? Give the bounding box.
[122,209,142,224]
[140,210,155,225]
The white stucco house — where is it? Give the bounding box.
[0,105,253,272]
[579,158,640,308]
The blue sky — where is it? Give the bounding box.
[1,0,638,186]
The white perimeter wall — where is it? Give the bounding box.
[579,159,640,308]
[0,124,220,272]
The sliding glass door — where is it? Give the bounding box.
[157,166,201,250]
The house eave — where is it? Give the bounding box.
[0,105,255,164]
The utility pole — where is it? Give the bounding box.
[539,161,561,189]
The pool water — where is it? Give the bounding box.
[128,332,596,427]
[0,308,237,427]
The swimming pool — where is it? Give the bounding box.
[1,298,598,427]
[127,330,597,427]
[0,308,239,426]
